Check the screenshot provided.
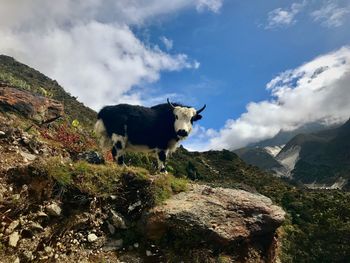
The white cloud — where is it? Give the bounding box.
[183,125,219,151]
[266,2,305,29]
[311,2,350,28]
[0,0,222,110]
[196,0,223,13]
[197,46,350,151]
[160,36,174,50]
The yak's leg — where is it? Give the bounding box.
[157,150,168,173]
[111,143,125,165]
[111,146,117,161]
[111,134,126,166]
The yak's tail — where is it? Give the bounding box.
[94,119,113,151]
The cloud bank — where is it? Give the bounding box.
[193,46,350,151]
[0,0,223,110]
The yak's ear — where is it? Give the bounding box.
[192,114,202,122]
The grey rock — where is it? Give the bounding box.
[87,233,98,242]
[103,239,123,251]
[110,209,127,229]
[36,211,48,218]
[5,220,20,234]
[46,202,61,216]
[20,151,37,162]
[9,231,20,247]
[144,184,285,247]
[27,221,44,231]
[127,201,142,212]
[22,251,34,261]
[0,86,64,123]
[77,151,104,164]
[44,246,53,253]
[107,221,116,235]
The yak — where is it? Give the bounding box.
[95,99,206,172]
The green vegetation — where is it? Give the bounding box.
[166,147,350,262]
[107,140,350,262]
[31,158,188,203]
[33,158,145,197]
[152,174,188,204]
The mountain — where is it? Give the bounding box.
[249,122,334,148]
[235,119,350,189]
[1,55,350,262]
[291,119,350,186]
[234,146,284,171]
[235,122,338,176]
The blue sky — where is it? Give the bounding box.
[1,0,350,150]
[139,0,350,129]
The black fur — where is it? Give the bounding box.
[158,150,166,162]
[97,103,188,150]
[115,141,123,149]
[117,156,124,165]
[111,146,117,159]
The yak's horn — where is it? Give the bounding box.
[196,104,206,114]
[167,98,175,109]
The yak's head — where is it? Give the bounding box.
[167,98,206,139]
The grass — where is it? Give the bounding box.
[31,157,188,203]
[152,174,189,204]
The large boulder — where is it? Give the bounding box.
[0,86,63,123]
[144,184,285,261]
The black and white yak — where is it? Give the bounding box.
[94,99,206,172]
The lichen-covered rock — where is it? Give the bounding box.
[0,86,63,123]
[144,184,285,261]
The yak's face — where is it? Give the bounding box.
[173,106,202,139]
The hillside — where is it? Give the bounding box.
[0,56,350,262]
[0,55,96,128]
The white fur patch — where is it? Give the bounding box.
[125,143,153,153]
[94,120,113,151]
[111,133,126,148]
[173,106,197,136]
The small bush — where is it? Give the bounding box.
[40,120,97,155]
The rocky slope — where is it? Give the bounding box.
[0,59,285,262]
